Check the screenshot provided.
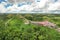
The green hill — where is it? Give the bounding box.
[0,14,60,40]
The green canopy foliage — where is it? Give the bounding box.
[0,14,60,40]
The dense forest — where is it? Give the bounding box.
[0,14,60,40]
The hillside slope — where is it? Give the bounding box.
[0,14,60,40]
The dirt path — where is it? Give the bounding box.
[30,21,60,32]
[56,28,60,32]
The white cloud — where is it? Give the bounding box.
[47,1,60,10]
[0,2,7,13]
[0,0,60,13]
[6,4,34,13]
[7,4,19,12]
[7,0,35,4]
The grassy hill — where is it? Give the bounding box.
[0,14,60,40]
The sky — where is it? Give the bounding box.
[0,0,60,13]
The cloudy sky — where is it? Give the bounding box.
[0,0,60,13]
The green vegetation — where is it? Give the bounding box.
[0,14,60,40]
